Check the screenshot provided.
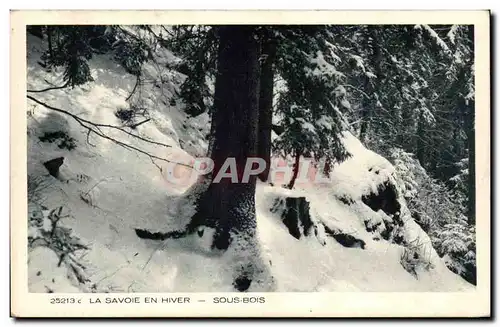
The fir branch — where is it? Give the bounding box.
[27,81,69,93]
[27,95,193,169]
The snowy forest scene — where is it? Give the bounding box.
[26,24,476,293]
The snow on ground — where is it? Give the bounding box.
[26,34,473,293]
[255,183,471,292]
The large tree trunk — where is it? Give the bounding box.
[189,26,261,251]
[257,33,277,182]
[47,26,53,62]
[359,76,371,142]
[287,150,301,189]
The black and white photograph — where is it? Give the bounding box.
[10,10,491,317]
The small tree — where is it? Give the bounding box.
[273,26,351,188]
[39,26,99,87]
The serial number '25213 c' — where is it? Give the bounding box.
[50,297,82,304]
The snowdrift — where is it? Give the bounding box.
[26,34,473,292]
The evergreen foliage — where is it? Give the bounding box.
[38,26,103,87]
[273,26,351,170]
[390,148,476,284]
[165,26,218,116]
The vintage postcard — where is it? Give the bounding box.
[10,10,490,318]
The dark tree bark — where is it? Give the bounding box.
[47,26,53,61]
[359,76,372,142]
[465,99,475,225]
[188,26,261,250]
[287,149,301,189]
[322,157,332,176]
[359,27,381,142]
[416,110,426,166]
[257,33,277,182]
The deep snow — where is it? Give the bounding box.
[26,34,473,293]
